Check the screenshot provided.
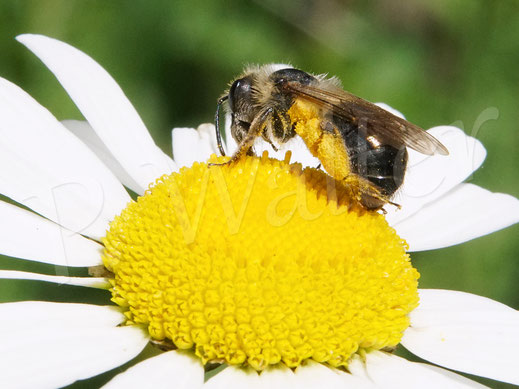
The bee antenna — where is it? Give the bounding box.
[214,95,228,156]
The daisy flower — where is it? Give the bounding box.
[0,34,518,389]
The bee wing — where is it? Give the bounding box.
[284,82,449,156]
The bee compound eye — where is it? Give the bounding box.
[228,76,253,113]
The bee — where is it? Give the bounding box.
[214,65,448,209]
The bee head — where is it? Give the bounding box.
[228,74,254,119]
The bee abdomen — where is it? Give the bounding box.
[345,132,408,197]
[363,146,408,196]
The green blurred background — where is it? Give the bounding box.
[0,1,517,387]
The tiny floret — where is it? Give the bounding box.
[103,154,419,370]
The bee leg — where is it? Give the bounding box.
[267,140,279,152]
[358,178,402,210]
[363,188,401,210]
[344,174,396,210]
[209,107,273,167]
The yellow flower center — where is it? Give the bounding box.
[102,153,419,371]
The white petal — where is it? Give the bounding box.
[0,77,130,240]
[1,325,148,389]
[348,351,487,388]
[203,366,261,389]
[0,270,109,288]
[0,200,103,266]
[270,63,293,71]
[63,120,144,194]
[386,126,486,225]
[224,112,238,155]
[260,362,351,389]
[0,301,124,330]
[292,361,361,388]
[103,351,204,389]
[208,362,366,389]
[257,364,295,387]
[172,124,216,168]
[17,34,176,193]
[252,136,321,170]
[0,302,147,389]
[395,183,519,251]
[401,289,519,385]
[197,123,221,157]
[172,128,201,168]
